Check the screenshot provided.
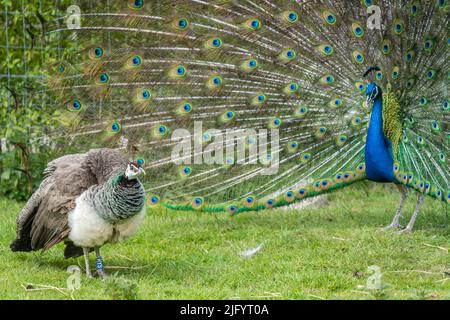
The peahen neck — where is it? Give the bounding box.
[86,172,146,223]
[365,95,395,183]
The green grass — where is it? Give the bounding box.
[0,182,449,300]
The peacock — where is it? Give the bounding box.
[11,149,147,277]
[29,0,450,239]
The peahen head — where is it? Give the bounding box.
[125,161,146,180]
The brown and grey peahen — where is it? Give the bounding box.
[35,0,450,235]
[11,148,146,277]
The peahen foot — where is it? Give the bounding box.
[95,247,108,279]
[82,247,93,278]
[381,185,407,231]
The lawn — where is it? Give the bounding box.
[0,182,449,300]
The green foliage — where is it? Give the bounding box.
[0,1,64,200]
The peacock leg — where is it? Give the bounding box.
[398,194,425,234]
[382,184,407,230]
[95,247,108,278]
[82,247,93,278]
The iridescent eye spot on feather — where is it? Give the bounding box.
[423,38,436,53]
[329,98,343,108]
[285,191,295,202]
[148,195,160,206]
[206,75,223,90]
[300,152,311,163]
[355,82,366,93]
[227,205,238,215]
[141,89,151,100]
[67,100,82,112]
[96,73,110,85]
[375,71,383,80]
[409,1,420,16]
[244,196,256,207]
[251,93,266,106]
[110,122,122,133]
[265,199,275,209]
[244,18,262,31]
[351,116,362,127]
[393,19,404,35]
[205,37,222,49]
[220,110,235,123]
[352,51,365,64]
[282,11,299,24]
[351,23,364,38]
[362,0,374,8]
[295,105,308,118]
[89,47,104,60]
[357,163,366,174]
[153,125,169,138]
[425,69,438,80]
[284,82,299,95]
[316,126,327,138]
[279,49,296,63]
[269,118,282,129]
[127,55,142,68]
[287,141,299,153]
[336,135,348,146]
[431,120,441,133]
[321,74,335,85]
[404,50,415,63]
[318,44,334,56]
[381,39,392,55]
[437,0,448,10]
[442,100,449,111]
[192,197,204,210]
[128,0,144,9]
[322,10,337,25]
[419,96,428,107]
[297,188,307,198]
[241,58,259,72]
[177,102,192,115]
[58,64,65,73]
[406,78,415,90]
[179,166,192,178]
[438,152,446,163]
[174,18,189,31]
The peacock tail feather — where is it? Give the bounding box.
[44,0,449,213]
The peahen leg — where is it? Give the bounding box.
[95,247,108,278]
[382,184,407,230]
[398,194,425,234]
[82,247,93,278]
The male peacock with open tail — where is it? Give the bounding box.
[12,0,450,274]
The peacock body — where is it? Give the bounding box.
[41,0,448,221]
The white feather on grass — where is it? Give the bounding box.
[239,244,263,258]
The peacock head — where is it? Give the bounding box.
[363,66,383,109]
[125,161,146,180]
[365,82,383,108]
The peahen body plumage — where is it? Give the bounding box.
[11,148,146,277]
[39,0,448,232]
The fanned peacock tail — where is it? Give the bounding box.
[43,0,449,213]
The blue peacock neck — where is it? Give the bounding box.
[365,94,395,183]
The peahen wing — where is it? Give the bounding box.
[44,0,449,213]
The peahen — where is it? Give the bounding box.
[11,149,147,277]
[40,0,448,234]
